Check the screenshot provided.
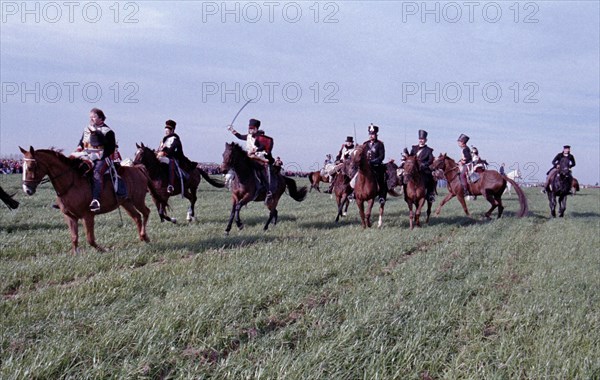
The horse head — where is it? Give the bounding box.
[351,143,370,172]
[222,142,246,172]
[19,146,71,196]
[431,153,448,171]
[133,143,157,166]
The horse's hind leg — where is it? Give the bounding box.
[225,201,237,235]
[483,190,498,218]
[559,195,567,217]
[122,202,150,242]
[186,188,197,222]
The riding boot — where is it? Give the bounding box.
[90,160,104,211]
[460,172,470,196]
[543,168,557,193]
[167,161,175,194]
[265,165,274,202]
[377,167,387,205]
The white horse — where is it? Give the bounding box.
[504,169,522,195]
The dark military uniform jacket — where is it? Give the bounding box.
[410,144,434,173]
[363,139,385,166]
[159,133,194,171]
[552,153,576,170]
[460,147,472,165]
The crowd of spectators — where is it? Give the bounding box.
[0,158,22,174]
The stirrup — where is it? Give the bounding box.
[89,199,100,212]
[167,185,174,194]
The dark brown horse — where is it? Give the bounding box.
[134,143,224,223]
[308,170,329,192]
[431,154,528,218]
[221,142,308,234]
[0,185,19,209]
[547,161,572,217]
[20,146,164,254]
[349,144,387,228]
[571,177,580,195]
[402,155,432,229]
[332,159,356,223]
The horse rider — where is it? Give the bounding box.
[326,136,356,193]
[409,129,436,202]
[470,146,488,171]
[543,145,576,193]
[364,124,387,204]
[229,118,274,198]
[457,133,472,196]
[157,119,193,194]
[274,156,283,169]
[499,162,506,176]
[71,107,116,212]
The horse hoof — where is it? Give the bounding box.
[238,224,244,231]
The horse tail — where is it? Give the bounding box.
[505,177,529,217]
[284,176,308,202]
[196,166,225,188]
[0,185,19,210]
[138,165,170,210]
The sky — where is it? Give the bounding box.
[1,0,599,185]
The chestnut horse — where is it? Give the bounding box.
[332,159,356,223]
[308,170,329,192]
[20,146,164,254]
[134,143,224,223]
[402,155,432,229]
[431,154,528,218]
[349,144,388,228]
[221,142,308,234]
[0,185,19,210]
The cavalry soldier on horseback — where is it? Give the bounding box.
[409,129,436,202]
[157,119,193,194]
[457,133,472,196]
[470,146,488,171]
[544,145,576,193]
[229,118,275,199]
[71,108,116,212]
[364,124,387,205]
[325,136,356,193]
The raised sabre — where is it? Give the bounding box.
[227,98,255,131]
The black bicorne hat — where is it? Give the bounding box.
[165,120,177,130]
[418,130,428,139]
[457,134,470,143]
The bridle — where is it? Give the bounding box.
[23,156,74,196]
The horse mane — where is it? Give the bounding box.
[36,148,83,171]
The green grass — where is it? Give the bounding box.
[1,174,599,379]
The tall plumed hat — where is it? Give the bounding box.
[368,123,379,134]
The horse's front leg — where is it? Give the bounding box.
[356,200,367,228]
[435,192,455,216]
[225,200,237,235]
[548,193,556,217]
[82,214,105,252]
[559,195,567,217]
[366,199,374,228]
[377,201,384,228]
[63,214,80,254]
[425,200,432,224]
[415,198,426,227]
[407,202,414,230]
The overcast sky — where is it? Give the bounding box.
[1,1,599,184]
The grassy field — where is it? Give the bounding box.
[1,173,599,379]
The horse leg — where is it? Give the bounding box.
[225,200,237,235]
[121,201,150,243]
[82,214,105,252]
[408,202,414,230]
[456,194,470,216]
[415,198,425,227]
[63,214,80,254]
[335,194,345,223]
[366,199,374,228]
[425,200,432,224]
[377,202,384,228]
[435,192,455,216]
[559,195,567,217]
[131,198,151,242]
[483,189,498,219]
[548,193,556,217]
[356,200,367,228]
[186,189,197,222]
